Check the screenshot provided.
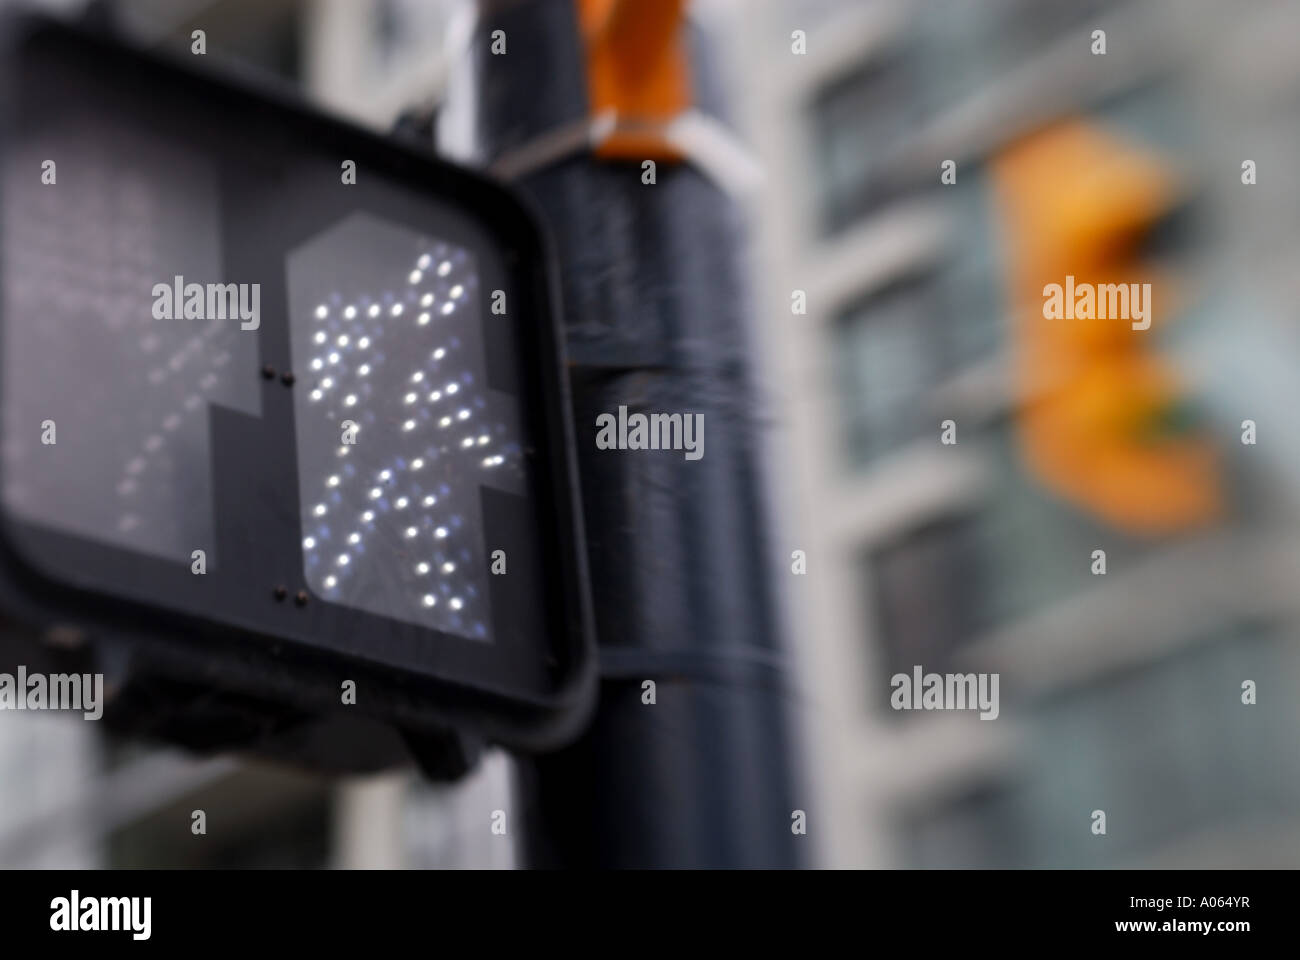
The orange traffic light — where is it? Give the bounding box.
[991,119,1220,535]
[576,0,690,160]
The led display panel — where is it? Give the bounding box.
[0,13,594,746]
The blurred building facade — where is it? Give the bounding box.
[732,0,1300,867]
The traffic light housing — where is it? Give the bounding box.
[0,12,596,763]
[991,119,1221,536]
[576,0,690,160]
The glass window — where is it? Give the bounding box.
[832,275,944,468]
[964,420,1154,631]
[934,178,1003,365]
[865,418,1159,713]
[869,514,985,690]
[913,0,1128,115]
[829,176,1003,471]
[900,780,1023,869]
[808,52,918,236]
[899,625,1300,867]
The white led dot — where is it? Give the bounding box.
[303,536,316,549]
[344,305,357,319]
[315,305,328,319]
[441,302,454,315]
[411,458,424,470]
[396,497,409,509]
[446,383,459,395]
[457,409,470,420]
[391,304,404,317]
[433,348,446,360]
[358,336,370,349]
[422,594,436,607]
[370,488,382,499]
[449,597,463,611]
[439,416,452,428]
[380,470,392,481]
[434,526,448,539]
[421,292,434,307]
[416,562,430,575]
[324,575,337,589]
[418,254,431,270]
[344,394,357,407]
[362,510,374,522]
[478,435,489,445]
[314,504,327,516]
[437,261,451,276]
[310,389,323,402]
[404,392,417,405]
[450,284,463,298]
[329,352,340,364]
[310,359,323,371]
[314,332,326,344]
[337,334,349,347]
[405,526,418,539]
[359,364,371,376]
[322,377,334,389]
[461,437,474,448]
[327,475,340,487]
[418,312,430,326]
[337,554,350,566]
[403,419,417,431]
[429,391,442,403]
[422,495,436,507]
[409,270,422,284]
[368,304,380,318]
[348,532,361,545]
[442,562,455,574]
[411,371,424,383]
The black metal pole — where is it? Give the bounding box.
[473,0,802,868]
